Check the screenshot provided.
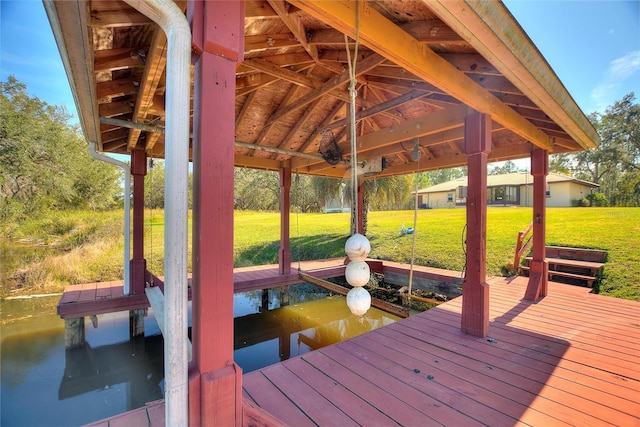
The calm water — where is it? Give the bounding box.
[1,285,398,426]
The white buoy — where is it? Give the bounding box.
[346,287,372,316]
[345,233,372,315]
[345,233,371,261]
[345,260,370,287]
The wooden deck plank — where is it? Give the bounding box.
[336,339,525,426]
[383,320,640,422]
[299,350,437,425]
[242,372,316,427]
[456,290,640,353]
[353,332,552,425]
[318,345,484,426]
[259,363,361,427]
[284,357,399,426]
[438,299,640,379]
[423,304,640,387]
[481,294,640,356]
[366,328,572,426]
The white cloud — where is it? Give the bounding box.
[591,50,640,111]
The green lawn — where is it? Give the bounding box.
[234,207,640,301]
[4,207,639,301]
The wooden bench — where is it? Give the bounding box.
[520,264,599,287]
[522,255,605,288]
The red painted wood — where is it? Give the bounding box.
[278,168,291,275]
[284,357,397,425]
[188,365,201,427]
[107,407,149,427]
[462,112,491,337]
[526,149,549,300]
[301,351,434,425]
[145,401,166,427]
[242,373,316,427]
[323,344,483,426]
[190,1,244,425]
[130,149,146,295]
[242,397,288,427]
[200,364,242,426]
[260,363,360,426]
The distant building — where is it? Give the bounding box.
[415,172,599,208]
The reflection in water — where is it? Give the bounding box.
[1,284,399,426]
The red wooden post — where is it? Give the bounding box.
[130,149,146,295]
[279,168,292,275]
[188,1,244,425]
[357,178,365,235]
[461,112,491,337]
[525,149,549,300]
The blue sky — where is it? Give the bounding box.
[1,0,639,123]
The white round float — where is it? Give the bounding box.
[344,234,372,315]
[346,286,372,316]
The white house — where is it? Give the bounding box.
[416,172,599,208]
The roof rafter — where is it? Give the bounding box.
[287,0,554,152]
[266,0,319,61]
[126,28,168,150]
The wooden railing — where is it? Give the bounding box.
[513,221,533,272]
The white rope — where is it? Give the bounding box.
[345,1,360,235]
[408,143,420,301]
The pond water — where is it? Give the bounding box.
[1,284,399,426]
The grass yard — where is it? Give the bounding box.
[235,207,640,300]
[3,207,639,301]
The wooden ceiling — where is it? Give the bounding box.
[45,0,599,179]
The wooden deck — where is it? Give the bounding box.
[87,274,640,426]
[57,259,461,319]
[243,275,640,426]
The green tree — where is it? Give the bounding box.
[574,93,639,205]
[234,168,279,211]
[144,159,193,209]
[425,167,466,185]
[489,160,523,175]
[549,153,572,175]
[311,174,412,235]
[0,76,120,225]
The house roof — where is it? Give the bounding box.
[44,0,599,179]
[417,172,600,194]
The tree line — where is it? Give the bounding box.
[2,75,638,232]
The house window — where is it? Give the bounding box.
[546,185,551,197]
[447,193,453,203]
[488,186,519,204]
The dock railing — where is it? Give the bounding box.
[513,221,533,273]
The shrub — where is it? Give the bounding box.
[588,192,609,207]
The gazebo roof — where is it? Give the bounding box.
[45,0,599,178]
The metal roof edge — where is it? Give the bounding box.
[43,0,101,148]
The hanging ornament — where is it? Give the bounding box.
[344,233,372,315]
[345,261,370,287]
[345,233,371,261]
[346,287,371,316]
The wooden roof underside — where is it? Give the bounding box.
[45,0,599,179]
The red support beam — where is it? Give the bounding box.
[130,149,146,295]
[461,112,491,337]
[525,149,549,300]
[188,1,244,425]
[279,168,292,275]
